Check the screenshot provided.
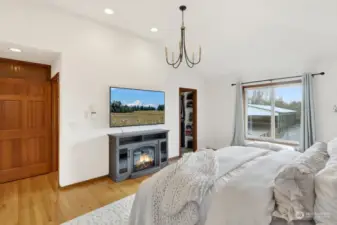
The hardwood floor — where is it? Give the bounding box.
[0,172,148,225]
[0,172,59,225]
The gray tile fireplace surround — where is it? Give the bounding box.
[108,129,169,182]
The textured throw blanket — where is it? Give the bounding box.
[152,150,218,225]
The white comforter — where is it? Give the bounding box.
[129,146,300,225]
[205,148,300,225]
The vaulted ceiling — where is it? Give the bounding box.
[35,0,337,77]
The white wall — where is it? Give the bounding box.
[205,67,337,149]
[0,1,208,187]
[51,56,61,78]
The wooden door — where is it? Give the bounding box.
[0,58,51,183]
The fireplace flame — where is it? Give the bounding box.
[140,154,152,163]
[136,153,154,169]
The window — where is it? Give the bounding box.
[244,81,302,144]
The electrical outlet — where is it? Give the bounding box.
[334,105,337,113]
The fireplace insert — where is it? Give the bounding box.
[133,146,155,172]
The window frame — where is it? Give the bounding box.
[242,80,302,146]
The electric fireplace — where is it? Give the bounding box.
[108,129,169,182]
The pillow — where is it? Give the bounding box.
[328,138,337,155]
[245,140,296,152]
[314,141,337,225]
[273,142,329,222]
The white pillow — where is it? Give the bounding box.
[245,140,295,152]
[314,141,337,225]
[273,142,329,222]
[328,138,337,155]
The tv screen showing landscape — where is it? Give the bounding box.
[110,87,165,127]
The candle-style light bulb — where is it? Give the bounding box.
[199,46,202,61]
[165,47,168,60]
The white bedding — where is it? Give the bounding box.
[205,149,300,225]
[129,146,300,225]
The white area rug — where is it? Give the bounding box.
[62,194,135,225]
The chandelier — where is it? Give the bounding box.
[165,5,202,68]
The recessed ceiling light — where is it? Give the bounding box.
[9,48,22,53]
[104,8,114,15]
[150,27,158,33]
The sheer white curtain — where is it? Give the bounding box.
[231,82,245,146]
[300,73,316,151]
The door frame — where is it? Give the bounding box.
[179,87,198,157]
[51,73,59,173]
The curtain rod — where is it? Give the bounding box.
[231,72,325,86]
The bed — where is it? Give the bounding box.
[129,146,317,225]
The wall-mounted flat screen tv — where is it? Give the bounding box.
[110,87,165,127]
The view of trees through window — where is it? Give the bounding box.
[245,83,302,143]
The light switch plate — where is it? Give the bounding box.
[84,111,90,119]
[90,111,97,119]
